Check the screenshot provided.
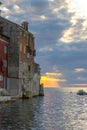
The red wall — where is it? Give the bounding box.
[0,36,8,88]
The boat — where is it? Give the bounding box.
[77,90,87,95]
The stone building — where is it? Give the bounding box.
[0,34,9,89]
[0,16,44,98]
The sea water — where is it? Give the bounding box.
[0,87,87,130]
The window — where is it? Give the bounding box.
[27,53,30,58]
[0,75,3,81]
[10,26,13,33]
[28,65,31,71]
[24,33,26,37]
[4,46,7,54]
[3,60,7,67]
[24,46,26,53]
[20,31,22,35]
[20,44,22,51]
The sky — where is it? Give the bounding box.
[0,0,87,88]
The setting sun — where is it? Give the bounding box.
[40,76,60,88]
[40,72,67,88]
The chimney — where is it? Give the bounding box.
[21,21,28,31]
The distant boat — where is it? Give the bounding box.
[77,90,87,95]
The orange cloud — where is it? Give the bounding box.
[40,76,60,88]
[40,72,67,88]
[70,84,87,87]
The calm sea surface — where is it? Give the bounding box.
[0,87,87,130]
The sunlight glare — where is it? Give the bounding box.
[40,76,60,88]
[70,0,87,17]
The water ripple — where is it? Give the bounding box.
[0,88,87,130]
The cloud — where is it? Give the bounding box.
[70,84,87,87]
[59,27,75,43]
[74,68,86,73]
[70,0,87,17]
[38,46,53,52]
[59,16,87,43]
[77,77,87,81]
[46,72,62,77]
[1,0,87,87]
[58,0,87,44]
[13,5,24,14]
[40,15,46,20]
[2,0,25,6]
[2,7,11,14]
[42,71,67,83]
[41,72,67,87]
[40,76,60,88]
[1,0,25,18]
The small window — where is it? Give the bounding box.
[20,31,22,35]
[27,53,30,58]
[4,46,7,54]
[24,46,26,53]
[20,44,22,51]
[28,65,31,71]
[3,60,7,67]
[10,26,13,33]
[24,33,26,37]
[0,75,3,81]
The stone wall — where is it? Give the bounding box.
[32,73,40,96]
[0,16,43,98]
[0,16,19,78]
[7,78,19,96]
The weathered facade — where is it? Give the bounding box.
[0,16,44,98]
[0,34,9,89]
